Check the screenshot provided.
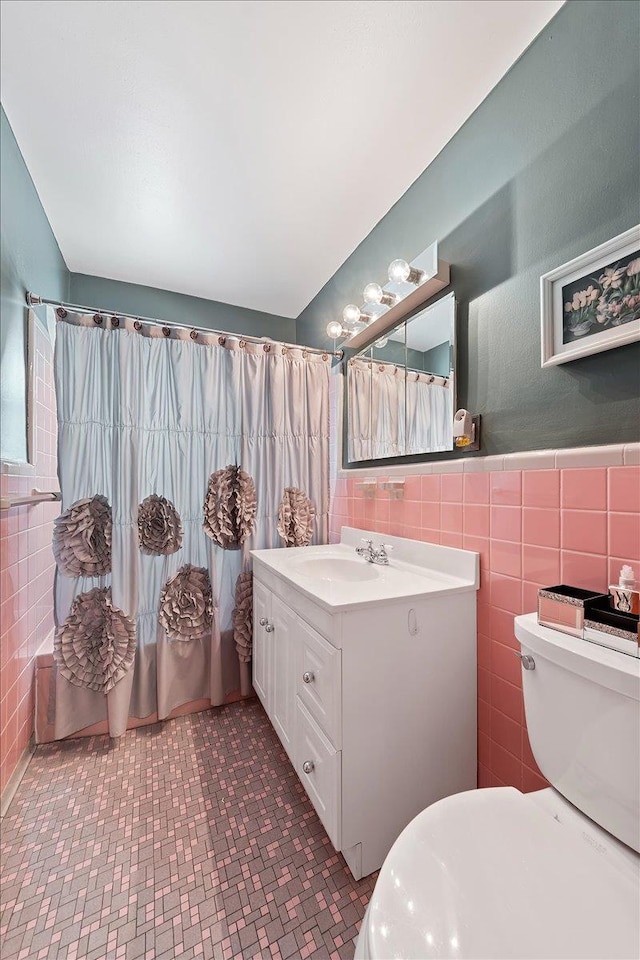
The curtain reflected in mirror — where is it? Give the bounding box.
[347,293,455,462]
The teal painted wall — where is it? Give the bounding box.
[0,106,69,462]
[69,273,295,342]
[421,342,450,378]
[297,0,640,459]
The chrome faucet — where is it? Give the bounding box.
[374,542,392,565]
[355,538,375,561]
[355,538,393,565]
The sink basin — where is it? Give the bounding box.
[252,528,480,610]
[293,557,380,582]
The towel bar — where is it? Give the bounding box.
[0,489,61,510]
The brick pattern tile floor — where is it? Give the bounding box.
[0,700,377,960]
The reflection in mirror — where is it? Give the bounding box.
[347,293,455,462]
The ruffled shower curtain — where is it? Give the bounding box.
[348,359,406,460]
[53,313,329,739]
[348,357,451,459]
[347,358,373,461]
[405,374,453,454]
[237,346,328,550]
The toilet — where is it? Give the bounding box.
[355,612,640,960]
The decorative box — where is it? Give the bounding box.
[583,596,640,658]
[537,585,609,638]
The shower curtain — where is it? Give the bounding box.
[405,373,453,454]
[348,357,451,459]
[348,358,407,460]
[53,313,329,739]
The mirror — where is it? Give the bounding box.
[347,292,455,462]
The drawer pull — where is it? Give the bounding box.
[302,671,315,684]
[259,617,267,626]
[302,760,315,775]
[265,622,274,633]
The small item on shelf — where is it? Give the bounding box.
[609,565,639,615]
[537,585,609,638]
[583,596,639,658]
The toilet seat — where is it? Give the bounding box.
[358,786,640,960]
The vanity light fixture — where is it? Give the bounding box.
[363,282,397,308]
[335,303,375,338]
[325,241,450,348]
[326,320,347,340]
[343,303,363,326]
[388,259,425,286]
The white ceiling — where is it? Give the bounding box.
[1,0,563,319]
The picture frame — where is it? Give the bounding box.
[540,225,640,367]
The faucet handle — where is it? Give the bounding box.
[375,543,393,562]
[360,538,373,546]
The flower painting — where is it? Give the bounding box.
[561,250,640,343]
[541,227,640,367]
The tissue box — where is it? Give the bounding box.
[537,585,609,638]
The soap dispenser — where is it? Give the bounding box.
[609,565,639,615]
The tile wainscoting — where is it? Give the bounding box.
[0,322,59,806]
[329,443,640,794]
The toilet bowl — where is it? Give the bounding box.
[355,786,639,959]
[355,613,640,960]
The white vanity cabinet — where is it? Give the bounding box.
[252,528,479,880]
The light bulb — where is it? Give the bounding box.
[388,259,424,285]
[326,320,344,340]
[363,282,397,307]
[342,303,361,326]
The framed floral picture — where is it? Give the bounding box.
[540,225,640,367]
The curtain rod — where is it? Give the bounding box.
[350,354,450,380]
[26,292,344,359]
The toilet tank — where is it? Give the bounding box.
[515,614,640,852]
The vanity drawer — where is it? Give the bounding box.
[296,619,341,747]
[295,698,341,849]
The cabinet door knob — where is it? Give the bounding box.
[302,760,314,774]
[302,671,315,684]
[265,622,274,633]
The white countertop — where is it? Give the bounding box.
[251,527,479,611]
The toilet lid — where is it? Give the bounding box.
[365,787,640,960]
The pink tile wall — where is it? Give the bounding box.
[330,463,640,794]
[0,323,58,796]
